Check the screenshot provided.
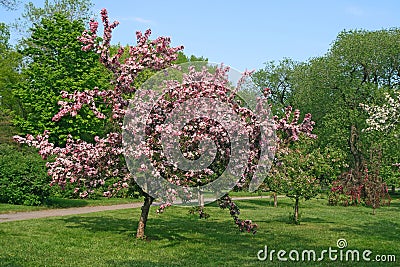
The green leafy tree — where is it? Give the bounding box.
[252,58,297,115]
[255,30,400,184]
[0,23,21,110]
[289,29,400,184]
[361,92,400,192]
[131,51,208,90]
[266,136,331,224]
[0,23,22,144]
[13,0,93,37]
[14,13,112,144]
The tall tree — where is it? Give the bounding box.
[13,0,93,37]
[252,58,297,115]
[0,23,21,144]
[290,29,400,177]
[362,91,400,192]
[0,23,21,111]
[13,13,112,144]
[254,28,400,190]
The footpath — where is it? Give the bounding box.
[0,196,266,223]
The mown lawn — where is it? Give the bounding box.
[0,196,399,266]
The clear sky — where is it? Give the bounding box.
[2,0,400,71]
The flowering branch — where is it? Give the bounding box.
[361,92,400,132]
[55,8,184,122]
[218,195,257,234]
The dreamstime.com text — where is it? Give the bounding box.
[257,239,396,263]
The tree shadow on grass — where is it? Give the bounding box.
[62,215,135,235]
[234,198,295,209]
[329,219,400,243]
[62,212,243,243]
[301,216,333,224]
[58,207,341,266]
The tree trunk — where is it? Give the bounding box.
[136,194,154,239]
[349,125,363,172]
[273,192,278,207]
[198,189,205,218]
[294,197,299,224]
[198,189,204,210]
[392,185,396,194]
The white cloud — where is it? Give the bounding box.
[134,17,154,24]
[345,5,366,17]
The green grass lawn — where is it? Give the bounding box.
[0,196,399,266]
[0,197,144,214]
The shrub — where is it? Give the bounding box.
[0,144,50,205]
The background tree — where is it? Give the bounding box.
[361,91,400,192]
[253,60,344,206]
[257,29,400,191]
[252,58,297,115]
[13,0,93,37]
[13,13,112,144]
[0,0,18,10]
[0,22,21,144]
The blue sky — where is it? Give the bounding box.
[2,0,400,71]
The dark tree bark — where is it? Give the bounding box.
[349,125,363,172]
[198,189,204,212]
[293,197,300,224]
[136,193,154,239]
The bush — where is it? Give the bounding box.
[0,144,51,205]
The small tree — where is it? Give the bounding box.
[329,146,391,213]
[329,169,365,206]
[263,105,322,224]
[363,146,391,214]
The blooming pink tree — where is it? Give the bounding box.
[15,9,273,238]
[15,8,184,238]
[15,8,319,237]
[121,63,277,234]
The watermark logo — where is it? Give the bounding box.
[257,238,397,263]
[122,62,275,205]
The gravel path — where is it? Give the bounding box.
[0,196,266,223]
[0,203,143,223]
